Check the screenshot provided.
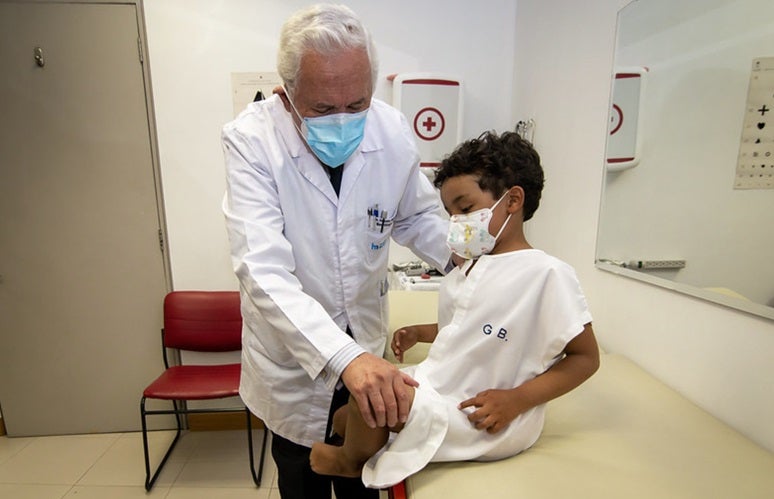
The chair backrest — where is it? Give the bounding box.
[163,291,242,352]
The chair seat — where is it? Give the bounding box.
[143,363,240,400]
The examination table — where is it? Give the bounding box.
[383,290,774,498]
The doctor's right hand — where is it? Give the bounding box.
[341,352,418,429]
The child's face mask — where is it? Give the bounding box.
[284,87,368,167]
[446,191,511,259]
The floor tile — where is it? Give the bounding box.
[174,457,259,489]
[0,433,119,485]
[64,485,170,498]
[166,486,272,499]
[172,430,273,489]
[184,429,250,462]
[0,430,282,497]
[77,431,183,488]
[0,436,35,466]
[0,483,72,499]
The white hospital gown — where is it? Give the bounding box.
[362,249,592,488]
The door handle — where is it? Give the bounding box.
[34,46,45,67]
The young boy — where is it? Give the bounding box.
[310,130,600,488]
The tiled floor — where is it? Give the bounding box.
[0,429,279,498]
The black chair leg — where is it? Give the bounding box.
[141,398,183,491]
[246,408,268,487]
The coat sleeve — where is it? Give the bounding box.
[221,116,361,383]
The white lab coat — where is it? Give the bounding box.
[222,95,451,447]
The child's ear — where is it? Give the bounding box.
[506,186,525,213]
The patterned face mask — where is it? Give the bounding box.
[446,191,511,259]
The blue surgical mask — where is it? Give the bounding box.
[284,87,369,167]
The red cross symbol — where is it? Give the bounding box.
[609,104,623,135]
[422,116,437,132]
[414,107,445,141]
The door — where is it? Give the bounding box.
[0,1,169,435]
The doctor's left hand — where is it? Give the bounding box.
[341,352,419,429]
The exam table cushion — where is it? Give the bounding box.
[401,353,774,498]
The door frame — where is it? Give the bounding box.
[135,0,173,288]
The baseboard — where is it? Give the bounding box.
[187,412,265,432]
[0,414,259,435]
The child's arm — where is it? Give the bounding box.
[391,323,438,362]
[458,323,600,434]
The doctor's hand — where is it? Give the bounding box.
[341,353,419,429]
[458,388,523,435]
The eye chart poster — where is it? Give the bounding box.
[735,57,774,189]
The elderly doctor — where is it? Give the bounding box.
[222,4,450,498]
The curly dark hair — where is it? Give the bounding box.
[433,130,545,221]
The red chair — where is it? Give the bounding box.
[140,291,266,491]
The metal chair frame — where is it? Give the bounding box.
[139,292,267,491]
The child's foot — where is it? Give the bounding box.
[310,442,362,478]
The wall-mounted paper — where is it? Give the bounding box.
[735,57,774,190]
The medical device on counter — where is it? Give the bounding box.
[395,272,442,291]
[390,261,443,291]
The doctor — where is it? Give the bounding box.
[222,4,450,498]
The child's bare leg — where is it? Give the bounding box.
[332,404,348,440]
[311,387,415,477]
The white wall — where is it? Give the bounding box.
[513,0,774,452]
[142,0,517,290]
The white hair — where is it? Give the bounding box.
[277,4,378,94]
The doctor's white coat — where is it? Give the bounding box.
[222,95,450,447]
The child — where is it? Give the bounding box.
[310,130,600,488]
